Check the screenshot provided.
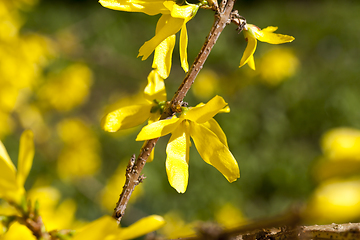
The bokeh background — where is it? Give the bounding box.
[2,0,360,237]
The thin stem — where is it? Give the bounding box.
[112,0,236,224]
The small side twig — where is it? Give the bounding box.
[112,0,237,224]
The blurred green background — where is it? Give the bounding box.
[2,0,360,235]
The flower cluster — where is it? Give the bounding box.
[0,131,165,239]
[99,0,295,194]
[239,24,295,70]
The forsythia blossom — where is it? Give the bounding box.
[239,24,295,70]
[136,95,240,193]
[72,215,165,240]
[0,130,34,203]
[99,0,199,79]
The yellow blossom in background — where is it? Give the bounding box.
[0,221,36,240]
[136,95,240,193]
[99,0,199,78]
[37,63,93,112]
[72,215,165,240]
[0,0,55,139]
[214,203,246,229]
[0,130,34,204]
[191,69,219,100]
[239,24,294,70]
[27,187,77,231]
[56,118,101,180]
[258,47,299,86]
[321,127,360,161]
[100,162,143,212]
[313,127,360,181]
[16,104,50,143]
[158,212,196,239]
[0,113,14,138]
[304,178,360,224]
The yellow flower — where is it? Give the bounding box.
[0,130,34,203]
[136,95,240,193]
[158,212,197,239]
[191,69,219,100]
[37,63,93,112]
[304,178,360,224]
[312,127,360,182]
[214,203,247,229]
[99,0,199,78]
[258,47,299,86]
[321,127,360,161]
[0,221,36,240]
[72,215,165,240]
[56,118,101,179]
[102,70,166,132]
[239,24,295,70]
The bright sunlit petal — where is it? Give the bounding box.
[179,22,189,73]
[136,117,181,141]
[201,118,228,148]
[190,122,240,182]
[184,95,228,124]
[144,70,167,102]
[102,104,152,132]
[98,0,170,15]
[17,130,34,187]
[119,215,165,239]
[239,31,257,70]
[166,121,190,193]
[138,16,183,61]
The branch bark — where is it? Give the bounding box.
[112,0,237,224]
[172,209,360,240]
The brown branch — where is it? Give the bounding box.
[112,0,237,224]
[169,207,360,240]
[177,208,301,240]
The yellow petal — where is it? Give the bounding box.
[118,215,165,239]
[72,215,119,240]
[257,31,295,44]
[166,121,190,193]
[102,104,152,132]
[144,70,167,102]
[239,32,257,70]
[3,221,36,240]
[0,153,18,201]
[98,0,170,15]
[0,140,22,202]
[201,118,228,148]
[184,95,228,124]
[190,122,240,182]
[136,117,180,141]
[164,2,199,20]
[138,15,183,61]
[0,140,16,175]
[152,15,176,79]
[248,54,256,70]
[179,22,189,72]
[262,26,278,32]
[163,2,198,73]
[17,130,34,187]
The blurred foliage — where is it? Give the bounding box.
[1,0,360,237]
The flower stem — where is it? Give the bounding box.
[112,0,236,224]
